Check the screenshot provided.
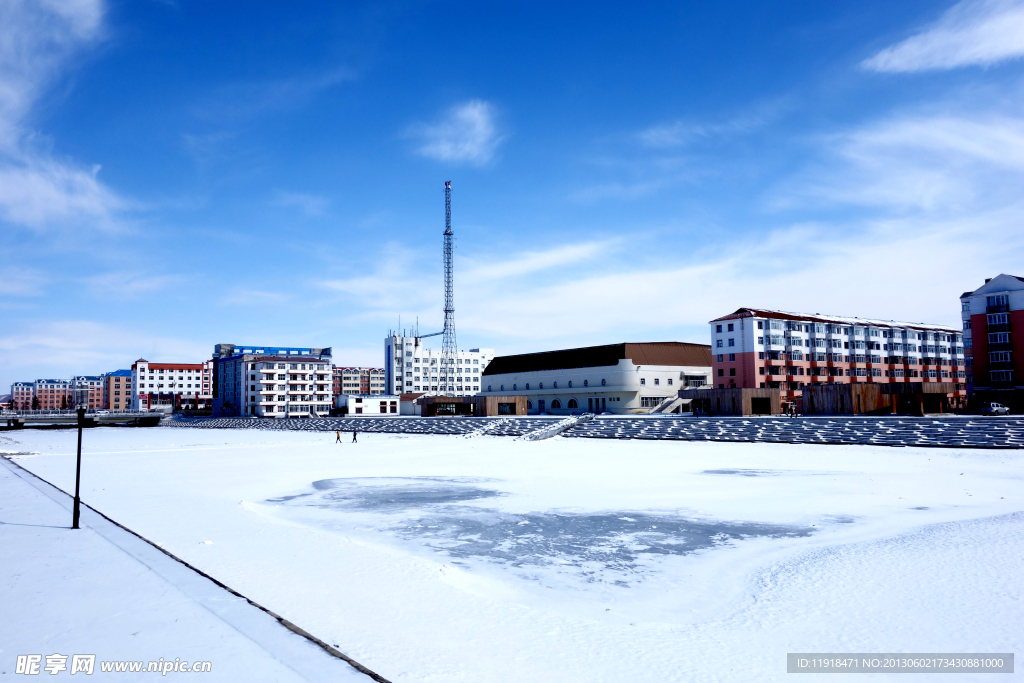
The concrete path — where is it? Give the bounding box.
[0,456,384,682]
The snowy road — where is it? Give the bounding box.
[2,427,1021,682]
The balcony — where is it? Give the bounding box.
[987,323,1011,333]
[989,342,1013,352]
[987,304,1009,313]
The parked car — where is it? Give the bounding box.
[981,402,1010,416]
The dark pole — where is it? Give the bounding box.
[72,407,84,529]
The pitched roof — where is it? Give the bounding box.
[710,307,959,333]
[482,342,712,376]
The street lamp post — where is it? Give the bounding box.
[72,406,85,529]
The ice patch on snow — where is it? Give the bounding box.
[269,477,814,585]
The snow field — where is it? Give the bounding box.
[3,427,1022,682]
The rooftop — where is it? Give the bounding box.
[710,307,960,333]
[483,342,713,376]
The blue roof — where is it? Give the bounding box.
[107,369,132,377]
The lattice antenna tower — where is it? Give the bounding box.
[441,181,458,393]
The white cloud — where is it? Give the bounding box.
[0,0,126,230]
[408,100,504,165]
[0,319,208,387]
[773,113,1024,211]
[462,241,614,282]
[863,0,1024,72]
[271,191,329,217]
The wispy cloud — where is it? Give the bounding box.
[407,100,504,165]
[0,0,128,230]
[0,265,46,297]
[219,288,290,306]
[637,100,788,148]
[863,0,1024,73]
[462,241,614,282]
[190,67,356,123]
[271,191,329,217]
[0,319,209,384]
[773,113,1024,211]
[83,272,187,299]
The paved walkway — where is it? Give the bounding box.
[0,456,381,682]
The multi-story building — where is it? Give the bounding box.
[11,382,34,410]
[708,308,966,410]
[481,342,712,414]
[333,367,386,397]
[34,379,72,410]
[72,376,105,410]
[103,370,132,410]
[384,334,495,396]
[961,274,1024,411]
[212,343,333,418]
[132,359,213,412]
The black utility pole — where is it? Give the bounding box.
[72,407,84,529]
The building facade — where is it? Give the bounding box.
[961,274,1024,411]
[33,379,72,410]
[132,359,213,412]
[709,308,966,410]
[333,367,386,397]
[11,382,34,410]
[481,342,712,415]
[212,344,333,418]
[103,370,132,410]
[72,376,104,410]
[384,334,494,396]
[334,394,400,415]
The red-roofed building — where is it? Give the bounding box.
[131,359,213,413]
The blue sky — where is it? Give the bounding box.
[3,0,1024,387]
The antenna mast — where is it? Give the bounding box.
[441,181,458,394]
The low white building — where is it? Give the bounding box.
[384,333,494,396]
[481,342,712,414]
[334,394,400,415]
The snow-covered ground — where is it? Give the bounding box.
[3,427,1022,682]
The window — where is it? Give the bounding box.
[757,321,764,329]
[601,378,606,386]
[513,384,517,390]
[727,323,734,332]
[567,398,578,409]
[551,399,562,409]
[729,353,735,361]
[729,368,736,376]
[716,340,723,348]
[728,338,735,347]
[667,378,673,385]
[718,369,724,377]
[567,381,573,387]
[525,383,530,390]
[584,379,589,387]
[553,381,558,388]
[716,324,722,333]
[500,385,504,391]
[527,400,533,409]
[717,354,724,362]
[757,336,763,345]
[654,378,660,385]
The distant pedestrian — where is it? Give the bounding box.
[352,430,358,443]
[335,430,341,443]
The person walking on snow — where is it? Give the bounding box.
[352,430,358,443]
[335,430,341,443]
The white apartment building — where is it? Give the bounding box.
[211,344,334,418]
[481,342,713,415]
[131,359,213,412]
[384,334,495,396]
[333,367,386,396]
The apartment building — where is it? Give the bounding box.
[72,376,105,410]
[481,342,712,415]
[34,379,72,410]
[961,274,1024,411]
[333,367,386,397]
[212,343,333,418]
[384,334,495,396]
[709,308,966,410]
[10,382,34,410]
[132,359,213,412]
[103,369,132,410]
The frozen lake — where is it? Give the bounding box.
[3,427,1022,682]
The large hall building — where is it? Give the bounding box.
[480,342,712,415]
